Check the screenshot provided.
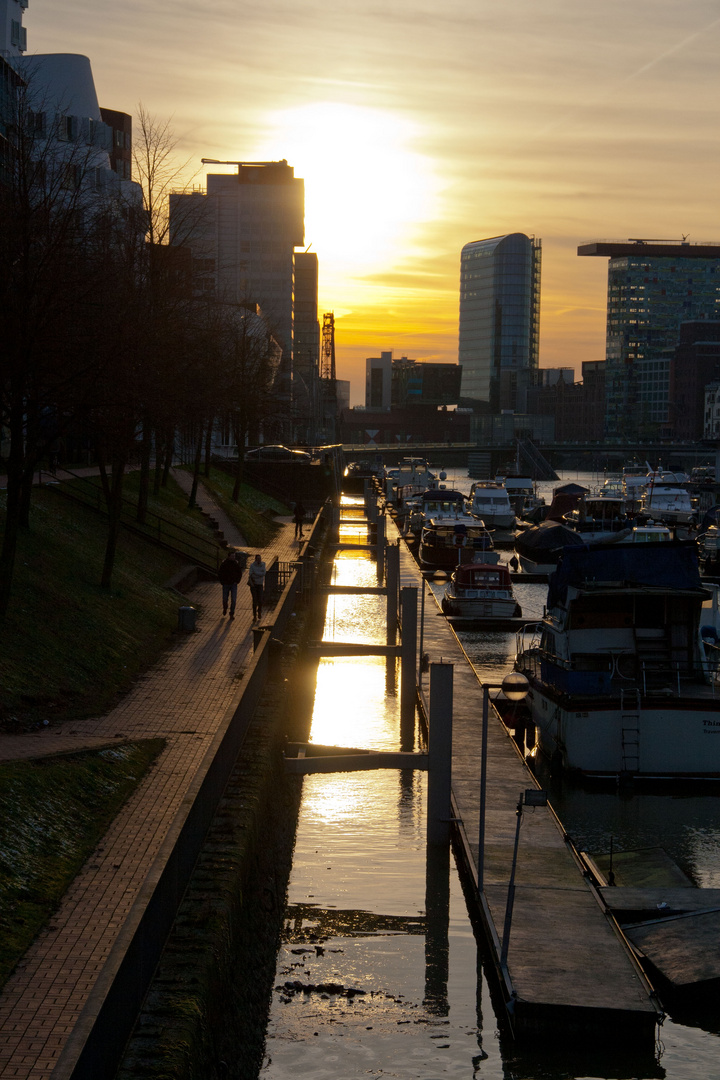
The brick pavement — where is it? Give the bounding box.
[0,520,301,1080]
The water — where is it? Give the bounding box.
[260,485,720,1079]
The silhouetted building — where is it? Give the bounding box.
[365,352,461,409]
[670,321,720,442]
[578,239,720,439]
[458,233,541,409]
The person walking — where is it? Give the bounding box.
[248,553,267,622]
[293,501,306,540]
[217,551,243,619]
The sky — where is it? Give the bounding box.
[27,0,720,403]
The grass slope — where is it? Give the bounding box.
[197,465,290,547]
[0,740,165,989]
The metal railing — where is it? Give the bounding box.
[47,470,223,573]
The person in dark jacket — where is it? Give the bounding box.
[217,551,243,619]
[293,501,306,540]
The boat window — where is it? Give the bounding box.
[569,596,633,629]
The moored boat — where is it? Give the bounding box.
[418,517,497,571]
[441,561,521,619]
[514,540,720,780]
[468,481,516,530]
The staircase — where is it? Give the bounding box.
[515,438,558,481]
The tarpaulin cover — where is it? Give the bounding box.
[514,521,586,561]
[547,540,704,608]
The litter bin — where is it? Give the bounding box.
[178,606,196,632]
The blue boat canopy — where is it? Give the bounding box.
[547,541,704,608]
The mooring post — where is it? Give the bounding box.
[376,512,386,582]
[400,586,418,728]
[426,662,453,846]
[386,542,399,646]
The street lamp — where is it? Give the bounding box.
[477,672,529,895]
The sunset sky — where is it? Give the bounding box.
[28,0,720,403]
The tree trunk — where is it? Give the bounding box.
[187,425,204,509]
[0,389,29,617]
[137,413,151,524]
[161,429,174,488]
[101,457,126,588]
[204,415,213,477]
[153,428,163,498]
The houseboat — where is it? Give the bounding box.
[514,541,720,780]
[418,518,496,571]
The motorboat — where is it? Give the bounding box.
[418,517,497,571]
[403,489,468,540]
[343,459,385,494]
[563,493,632,542]
[496,474,544,517]
[385,457,437,500]
[514,540,720,780]
[640,474,696,526]
[441,561,521,619]
[513,520,587,575]
[468,481,516,530]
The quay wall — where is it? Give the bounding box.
[53,507,330,1080]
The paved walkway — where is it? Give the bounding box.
[170,467,249,548]
[0,518,302,1079]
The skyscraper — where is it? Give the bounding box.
[578,239,720,438]
[458,233,541,409]
[170,160,305,371]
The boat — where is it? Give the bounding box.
[514,540,720,780]
[640,474,697,526]
[496,473,544,517]
[513,520,587,575]
[418,517,497,571]
[441,561,521,619]
[343,459,385,494]
[385,457,437,500]
[403,488,468,540]
[563,492,632,542]
[468,481,516,530]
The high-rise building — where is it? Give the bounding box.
[169,161,305,372]
[578,239,720,439]
[293,250,320,437]
[458,233,541,409]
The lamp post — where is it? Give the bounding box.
[477,672,529,895]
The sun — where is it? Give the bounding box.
[250,102,439,277]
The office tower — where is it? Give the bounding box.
[458,233,541,409]
[293,250,320,436]
[170,160,304,373]
[578,239,720,439]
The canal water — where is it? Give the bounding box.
[259,482,720,1079]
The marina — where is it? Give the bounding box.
[262,472,720,1078]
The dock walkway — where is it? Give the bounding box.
[390,517,660,1039]
[0,520,299,1080]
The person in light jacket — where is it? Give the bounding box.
[248,553,266,622]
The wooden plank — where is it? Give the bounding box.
[626,910,720,988]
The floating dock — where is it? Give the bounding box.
[387,514,662,1042]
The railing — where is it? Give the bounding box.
[516,643,720,699]
[47,470,223,573]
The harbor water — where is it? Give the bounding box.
[259,482,720,1079]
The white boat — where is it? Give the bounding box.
[640,475,696,525]
[514,541,720,780]
[418,516,497,571]
[385,457,437,499]
[468,481,516,530]
[496,474,544,516]
[441,561,521,619]
[404,488,468,540]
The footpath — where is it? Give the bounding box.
[0,507,301,1079]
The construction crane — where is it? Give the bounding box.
[320,313,336,381]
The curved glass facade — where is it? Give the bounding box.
[458,233,541,407]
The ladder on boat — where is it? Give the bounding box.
[620,688,641,774]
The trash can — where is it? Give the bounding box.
[178,606,196,632]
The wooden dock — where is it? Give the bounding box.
[388,519,662,1042]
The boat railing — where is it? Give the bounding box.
[516,643,720,699]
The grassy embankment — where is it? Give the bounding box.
[0,467,288,989]
[195,464,290,549]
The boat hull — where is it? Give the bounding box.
[442,594,520,618]
[525,679,720,779]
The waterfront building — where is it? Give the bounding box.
[365,351,461,409]
[578,239,720,439]
[169,160,305,381]
[458,233,541,409]
[670,320,720,442]
[293,249,320,439]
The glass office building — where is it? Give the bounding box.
[578,240,720,438]
[458,233,541,408]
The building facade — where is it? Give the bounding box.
[578,240,720,439]
[670,321,720,442]
[458,233,541,409]
[169,161,305,372]
[365,352,461,409]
